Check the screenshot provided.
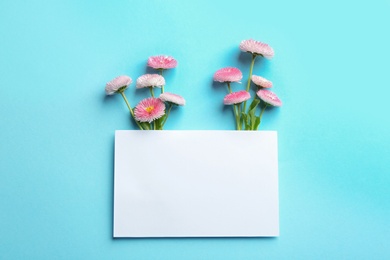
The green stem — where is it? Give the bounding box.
[149,87,155,97]
[243,54,257,112]
[160,69,165,94]
[238,103,243,130]
[227,82,240,129]
[119,91,144,130]
[142,123,150,130]
[156,117,162,130]
[234,104,241,130]
[162,104,173,126]
[258,103,268,129]
[227,82,232,93]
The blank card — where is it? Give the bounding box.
[113,130,279,237]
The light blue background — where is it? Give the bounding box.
[1,0,389,259]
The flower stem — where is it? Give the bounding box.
[142,123,150,130]
[227,82,232,93]
[227,82,242,130]
[119,91,144,130]
[149,87,155,97]
[243,54,257,112]
[234,104,241,130]
[227,82,240,129]
[162,104,173,127]
[258,103,268,129]
[160,69,165,94]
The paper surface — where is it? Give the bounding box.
[113,130,279,237]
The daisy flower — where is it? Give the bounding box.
[251,75,273,88]
[257,89,282,107]
[213,67,243,83]
[147,55,177,69]
[136,74,165,89]
[159,92,186,106]
[239,39,274,59]
[223,91,251,105]
[105,75,132,95]
[134,97,166,123]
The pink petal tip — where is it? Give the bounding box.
[159,92,186,106]
[256,89,282,107]
[213,67,243,83]
[147,55,177,69]
[105,75,132,95]
[251,75,273,88]
[223,90,251,105]
[239,39,274,59]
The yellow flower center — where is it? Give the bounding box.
[145,106,154,113]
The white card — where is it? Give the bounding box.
[113,130,279,237]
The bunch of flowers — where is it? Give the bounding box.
[105,55,185,130]
[213,39,282,130]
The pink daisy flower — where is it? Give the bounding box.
[257,89,282,107]
[147,55,177,69]
[159,92,186,106]
[134,97,166,123]
[213,67,243,83]
[223,90,251,105]
[239,39,274,59]
[105,75,132,95]
[136,74,165,89]
[251,75,273,88]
